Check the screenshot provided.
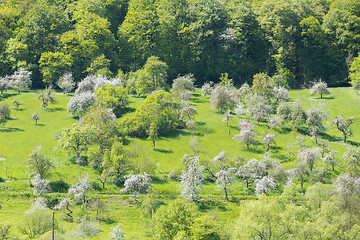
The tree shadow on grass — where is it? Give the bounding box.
[0,127,24,132]
[154,148,173,154]
[198,200,228,212]
[45,107,65,112]
[12,108,24,111]
[151,177,167,184]
[121,107,136,115]
[34,123,46,126]
[319,132,342,142]
[348,140,360,146]
[100,218,116,225]
[313,96,335,100]
[0,92,18,100]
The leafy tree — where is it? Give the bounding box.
[31,174,51,196]
[310,80,331,99]
[255,176,276,196]
[37,85,56,108]
[120,173,151,200]
[273,86,289,102]
[233,120,257,150]
[102,141,128,186]
[0,224,13,240]
[68,175,93,204]
[343,147,360,177]
[251,72,273,97]
[86,54,112,76]
[0,104,11,126]
[268,115,283,129]
[39,51,72,85]
[215,168,236,201]
[57,123,93,163]
[135,56,168,96]
[333,115,355,143]
[179,154,204,202]
[349,55,360,90]
[11,98,23,109]
[277,101,307,130]
[333,174,360,212]
[57,72,75,94]
[67,92,96,116]
[95,84,129,116]
[288,161,309,190]
[26,146,54,178]
[10,67,31,93]
[296,147,320,172]
[306,106,327,143]
[262,133,276,152]
[147,122,158,149]
[153,199,195,240]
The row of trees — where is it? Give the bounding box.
[1,0,360,86]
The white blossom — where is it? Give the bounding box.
[179,155,204,201]
[68,175,93,203]
[255,176,276,196]
[120,173,151,200]
[67,92,96,116]
[32,174,51,195]
[109,223,125,240]
[58,73,76,94]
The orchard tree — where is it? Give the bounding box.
[148,122,158,149]
[210,84,237,112]
[172,74,195,101]
[277,101,307,130]
[67,92,96,116]
[37,85,56,108]
[11,67,32,93]
[26,146,54,178]
[262,133,276,152]
[68,175,93,204]
[0,76,11,94]
[57,123,93,163]
[120,173,151,200]
[215,168,237,201]
[31,174,51,196]
[333,174,360,211]
[31,112,39,124]
[306,107,327,143]
[0,104,11,126]
[201,82,214,97]
[251,72,273,98]
[57,73,75,94]
[181,104,197,121]
[54,197,73,218]
[102,141,128,186]
[95,84,129,116]
[109,223,125,240]
[233,120,257,150]
[12,98,23,109]
[255,176,276,196]
[287,161,309,190]
[343,147,360,177]
[323,150,339,171]
[222,109,234,126]
[333,115,355,143]
[296,147,320,172]
[72,217,100,239]
[273,86,289,102]
[179,154,204,202]
[310,80,331,99]
[246,94,272,122]
[236,158,266,188]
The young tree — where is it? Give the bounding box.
[37,85,56,108]
[57,123,93,163]
[287,161,309,190]
[233,120,257,150]
[210,84,237,112]
[262,133,276,152]
[215,168,237,200]
[246,94,273,122]
[333,115,355,143]
[31,174,51,196]
[251,72,273,98]
[255,176,276,196]
[273,86,289,102]
[10,67,32,93]
[179,155,204,202]
[201,82,214,97]
[68,175,93,204]
[120,173,151,200]
[306,107,327,143]
[323,150,339,171]
[172,74,196,101]
[67,92,96,116]
[95,84,129,116]
[57,72,75,94]
[222,109,234,126]
[72,217,100,239]
[26,146,54,178]
[186,120,197,136]
[31,112,40,124]
[0,76,11,95]
[310,80,331,99]
[109,223,125,240]
[102,141,128,186]
[180,104,197,121]
[54,197,73,219]
[147,122,158,149]
[0,104,11,126]
[12,98,23,109]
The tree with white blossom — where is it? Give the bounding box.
[323,150,339,171]
[10,67,32,93]
[333,174,360,211]
[333,115,355,143]
[255,176,276,196]
[67,92,96,116]
[120,173,151,200]
[273,86,289,102]
[233,120,257,150]
[310,80,331,99]
[72,217,100,239]
[262,133,276,152]
[215,168,237,200]
[222,109,234,126]
[306,107,327,143]
[109,223,125,240]
[31,174,51,196]
[54,197,73,218]
[68,175,93,204]
[179,155,204,202]
[236,159,266,188]
[58,72,76,94]
[246,94,272,123]
[296,147,320,172]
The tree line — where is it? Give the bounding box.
[1,0,360,87]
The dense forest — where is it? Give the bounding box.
[1,0,360,87]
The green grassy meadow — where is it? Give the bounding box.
[0,87,359,239]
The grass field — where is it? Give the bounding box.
[0,87,359,239]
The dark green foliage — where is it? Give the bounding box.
[0,103,11,126]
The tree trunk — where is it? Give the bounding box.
[153,140,155,149]
[52,212,55,240]
[83,194,86,204]
[344,133,347,143]
[321,93,323,99]
[246,179,249,188]
[224,187,229,201]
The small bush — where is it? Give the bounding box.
[50,180,69,193]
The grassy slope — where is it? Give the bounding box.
[0,87,359,239]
